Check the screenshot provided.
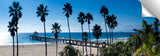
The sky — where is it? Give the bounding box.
[0,0,156,33]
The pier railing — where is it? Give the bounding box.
[29,35,109,47]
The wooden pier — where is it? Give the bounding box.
[29,35,109,47]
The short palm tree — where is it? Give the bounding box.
[36,4,49,56]
[85,13,93,55]
[8,21,16,56]
[62,3,72,45]
[9,2,22,56]
[59,45,79,56]
[92,24,102,56]
[83,32,88,55]
[77,12,85,55]
[51,23,61,56]
[100,6,109,44]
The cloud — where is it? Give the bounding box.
[113,23,141,32]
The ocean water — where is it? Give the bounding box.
[0,32,136,45]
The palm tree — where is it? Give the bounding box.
[36,4,49,56]
[111,15,117,43]
[51,23,61,56]
[100,6,109,44]
[62,3,72,45]
[77,12,85,55]
[107,14,117,43]
[8,21,16,56]
[106,15,112,44]
[92,24,102,56]
[59,45,79,56]
[134,20,155,56]
[83,32,88,55]
[85,13,93,55]
[154,18,159,42]
[9,2,22,56]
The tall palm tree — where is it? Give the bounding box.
[92,24,102,56]
[106,15,112,44]
[8,21,16,56]
[51,23,61,56]
[107,14,117,43]
[100,6,109,44]
[77,12,85,55]
[83,32,88,55]
[62,3,72,45]
[36,4,49,56]
[110,14,117,43]
[85,13,93,55]
[9,2,22,56]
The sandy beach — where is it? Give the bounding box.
[0,43,98,56]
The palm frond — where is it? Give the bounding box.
[36,4,49,22]
[92,24,102,39]
[51,23,61,33]
[63,3,72,17]
[13,2,19,8]
[86,13,93,24]
[9,6,14,13]
[100,6,108,16]
[17,6,22,11]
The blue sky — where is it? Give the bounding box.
[0,0,156,33]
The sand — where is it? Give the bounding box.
[0,43,98,56]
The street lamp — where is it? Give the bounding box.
[102,42,106,56]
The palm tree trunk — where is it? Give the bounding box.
[67,17,71,45]
[56,39,58,56]
[16,27,18,56]
[44,22,47,56]
[109,28,111,44]
[104,16,108,45]
[85,37,88,55]
[112,29,113,43]
[13,36,15,56]
[111,29,112,43]
[81,24,84,55]
[111,29,112,44]
[111,29,113,43]
[97,39,99,56]
[88,24,91,55]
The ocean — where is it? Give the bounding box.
[0,32,136,45]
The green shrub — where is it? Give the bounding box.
[59,45,79,56]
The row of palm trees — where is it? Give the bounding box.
[8,2,118,56]
[8,2,22,56]
[107,14,118,44]
[36,3,62,56]
[76,5,118,56]
[77,12,93,55]
[100,6,118,44]
[7,2,72,56]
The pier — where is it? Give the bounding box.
[29,35,109,47]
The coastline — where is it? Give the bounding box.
[0,43,98,56]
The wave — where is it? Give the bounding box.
[91,37,129,42]
[0,42,46,46]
